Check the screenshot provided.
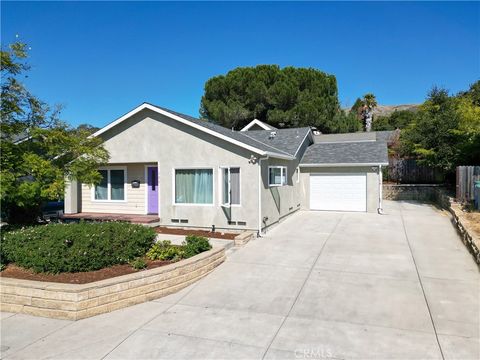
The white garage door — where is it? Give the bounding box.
[310,173,367,212]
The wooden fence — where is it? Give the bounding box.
[384,158,444,184]
[456,166,480,202]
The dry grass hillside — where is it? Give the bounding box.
[372,104,420,117]
[344,104,419,117]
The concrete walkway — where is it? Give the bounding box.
[1,201,479,359]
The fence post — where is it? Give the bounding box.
[456,166,480,203]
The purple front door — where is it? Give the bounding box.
[147,167,159,214]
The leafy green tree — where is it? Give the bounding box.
[76,123,100,134]
[1,42,109,223]
[350,98,364,118]
[400,84,480,173]
[326,110,361,133]
[200,65,343,133]
[456,81,480,165]
[373,110,416,131]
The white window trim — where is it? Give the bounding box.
[268,166,288,187]
[296,166,300,183]
[91,166,128,203]
[172,167,215,206]
[219,166,241,207]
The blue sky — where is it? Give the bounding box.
[2,1,479,128]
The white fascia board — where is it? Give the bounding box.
[293,130,313,158]
[90,103,268,156]
[300,162,389,167]
[265,151,295,160]
[240,119,273,131]
[315,139,376,144]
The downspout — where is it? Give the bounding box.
[378,165,384,214]
[258,155,269,237]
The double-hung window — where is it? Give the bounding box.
[221,167,240,206]
[269,166,287,187]
[174,168,213,205]
[94,168,126,201]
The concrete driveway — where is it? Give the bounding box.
[1,201,479,359]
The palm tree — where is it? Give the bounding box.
[361,93,377,132]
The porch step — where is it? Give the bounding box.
[61,213,160,224]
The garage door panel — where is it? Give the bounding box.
[310,174,366,212]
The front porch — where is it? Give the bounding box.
[61,212,160,224]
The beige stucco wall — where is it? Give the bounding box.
[80,109,261,230]
[259,138,311,229]
[299,166,381,213]
[260,158,303,229]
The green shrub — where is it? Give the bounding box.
[146,236,211,261]
[0,242,8,271]
[130,257,147,270]
[183,235,211,258]
[146,240,184,261]
[1,222,156,273]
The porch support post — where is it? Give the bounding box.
[65,178,80,214]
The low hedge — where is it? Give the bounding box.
[146,236,212,261]
[183,235,212,257]
[1,222,156,273]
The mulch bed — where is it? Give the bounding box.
[463,212,480,238]
[155,226,237,240]
[0,259,173,284]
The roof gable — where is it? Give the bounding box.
[91,103,310,160]
[240,119,277,131]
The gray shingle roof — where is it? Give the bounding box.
[300,141,388,165]
[375,130,397,143]
[242,128,312,156]
[314,130,398,144]
[150,103,308,158]
[314,132,376,143]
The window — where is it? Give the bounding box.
[221,167,240,206]
[175,169,213,204]
[269,166,287,186]
[296,167,300,183]
[94,168,126,201]
[95,170,108,200]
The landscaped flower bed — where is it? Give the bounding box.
[1,222,212,282]
[154,226,238,240]
[0,247,225,320]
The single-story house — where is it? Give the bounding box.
[64,103,388,233]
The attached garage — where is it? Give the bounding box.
[300,140,389,213]
[309,173,366,212]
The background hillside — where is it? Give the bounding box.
[372,104,420,117]
[344,104,420,117]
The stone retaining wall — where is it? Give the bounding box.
[446,203,480,266]
[431,189,479,265]
[234,231,255,246]
[0,247,225,320]
[383,184,446,202]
